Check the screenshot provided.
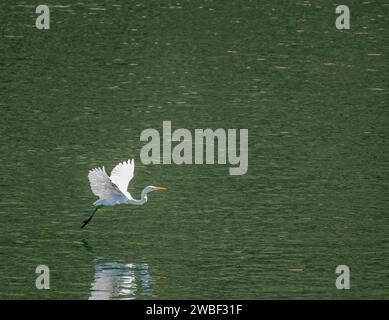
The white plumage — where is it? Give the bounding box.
[88,166,122,200]
[88,159,134,202]
[109,159,135,195]
[82,158,166,229]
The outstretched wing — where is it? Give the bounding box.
[109,159,135,194]
[88,166,122,199]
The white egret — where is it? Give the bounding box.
[82,158,166,229]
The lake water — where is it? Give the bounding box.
[0,0,388,299]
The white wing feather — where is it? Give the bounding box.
[109,159,135,194]
[88,166,122,200]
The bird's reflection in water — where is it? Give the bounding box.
[89,261,152,300]
[83,241,152,300]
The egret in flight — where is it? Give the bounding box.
[82,158,166,229]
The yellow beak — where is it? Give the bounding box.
[156,187,167,192]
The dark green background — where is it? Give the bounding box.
[0,0,388,299]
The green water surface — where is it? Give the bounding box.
[0,0,388,299]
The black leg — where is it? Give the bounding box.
[81,207,99,229]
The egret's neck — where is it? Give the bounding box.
[130,187,149,205]
[141,188,149,203]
